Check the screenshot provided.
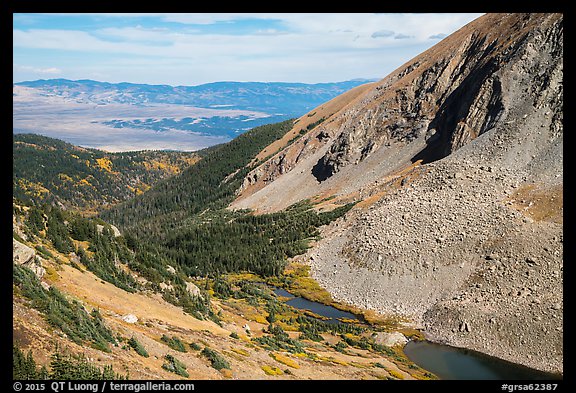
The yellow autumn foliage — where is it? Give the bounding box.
[327,357,349,366]
[261,365,283,376]
[387,368,405,380]
[270,353,300,369]
[95,157,114,173]
[79,178,92,186]
[58,173,74,182]
[17,179,50,198]
[230,348,250,357]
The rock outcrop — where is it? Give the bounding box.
[232,13,562,214]
[13,238,46,280]
[96,224,121,237]
[373,332,409,347]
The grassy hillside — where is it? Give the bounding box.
[13,198,426,381]
[13,133,199,213]
[12,119,426,381]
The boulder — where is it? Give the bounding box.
[96,224,121,237]
[122,314,138,324]
[166,265,176,275]
[13,238,35,265]
[186,282,203,299]
[13,238,45,279]
[373,331,409,347]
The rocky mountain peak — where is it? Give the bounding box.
[232,13,562,213]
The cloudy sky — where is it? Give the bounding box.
[13,13,484,86]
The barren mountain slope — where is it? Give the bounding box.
[231,13,562,214]
[231,13,563,373]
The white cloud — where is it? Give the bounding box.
[14,64,62,74]
[371,30,395,38]
[13,13,485,85]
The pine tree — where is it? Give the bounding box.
[13,345,38,380]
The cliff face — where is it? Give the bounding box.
[231,13,563,374]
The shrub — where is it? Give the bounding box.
[49,350,127,380]
[387,368,405,380]
[160,335,187,352]
[13,264,116,351]
[261,365,283,376]
[162,354,188,378]
[201,347,230,370]
[128,337,149,358]
[270,352,300,369]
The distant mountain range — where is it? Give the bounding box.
[13,78,375,151]
[15,78,376,114]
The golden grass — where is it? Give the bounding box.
[224,272,262,284]
[244,313,268,325]
[397,328,426,341]
[223,349,247,361]
[219,299,268,324]
[261,365,284,376]
[326,356,349,366]
[275,320,299,332]
[230,348,250,357]
[279,263,333,304]
[43,265,60,283]
[386,368,405,380]
[54,264,230,336]
[350,362,371,369]
[270,353,300,369]
[71,239,93,258]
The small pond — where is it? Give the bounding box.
[272,286,562,380]
[272,287,363,324]
[403,340,562,380]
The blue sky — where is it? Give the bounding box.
[13,13,484,86]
